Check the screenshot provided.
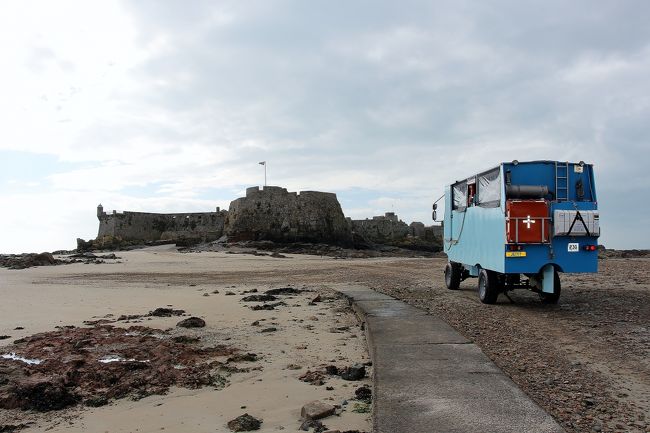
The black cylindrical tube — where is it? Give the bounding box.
[505,184,549,199]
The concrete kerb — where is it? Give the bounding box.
[336,285,564,433]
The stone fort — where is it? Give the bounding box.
[96,205,228,243]
[95,186,442,246]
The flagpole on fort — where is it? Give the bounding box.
[259,161,267,187]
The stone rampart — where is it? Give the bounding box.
[426,224,444,241]
[93,187,442,249]
[351,212,411,243]
[410,222,426,238]
[226,186,351,244]
[96,205,227,242]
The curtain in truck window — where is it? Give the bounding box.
[477,168,501,207]
[452,181,467,211]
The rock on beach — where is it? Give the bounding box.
[301,400,336,420]
[227,413,262,431]
[176,317,206,328]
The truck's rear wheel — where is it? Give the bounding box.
[444,262,461,290]
[478,269,499,304]
[539,270,561,304]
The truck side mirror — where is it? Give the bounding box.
[432,203,437,210]
[432,210,437,221]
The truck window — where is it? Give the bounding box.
[467,182,476,207]
[452,181,467,211]
[477,168,501,207]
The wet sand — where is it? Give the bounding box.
[0,245,372,432]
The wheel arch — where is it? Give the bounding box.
[539,263,564,274]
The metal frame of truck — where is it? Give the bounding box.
[440,160,600,304]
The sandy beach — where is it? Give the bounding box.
[0,246,372,432]
[2,245,649,433]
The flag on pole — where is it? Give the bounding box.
[259,161,266,165]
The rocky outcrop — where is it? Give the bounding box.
[0,253,59,270]
[226,187,351,245]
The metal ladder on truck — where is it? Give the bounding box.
[555,161,569,202]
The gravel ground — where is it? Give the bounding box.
[58,253,649,433]
[351,257,650,433]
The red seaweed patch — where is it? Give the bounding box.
[0,325,238,411]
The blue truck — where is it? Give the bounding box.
[437,160,600,304]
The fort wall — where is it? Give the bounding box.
[226,186,351,244]
[96,204,227,242]
[409,221,426,238]
[94,187,442,248]
[350,212,411,243]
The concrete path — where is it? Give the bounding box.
[337,286,564,433]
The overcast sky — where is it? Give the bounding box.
[1,0,649,253]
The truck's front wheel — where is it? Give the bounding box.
[444,262,461,290]
[478,269,499,304]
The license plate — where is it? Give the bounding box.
[568,243,579,252]
[506,251,527,257]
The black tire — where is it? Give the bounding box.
[445,262,461,290]
[478,269,499,304]
[539,270,561,304]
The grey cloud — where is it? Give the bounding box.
[92,0,650,248]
